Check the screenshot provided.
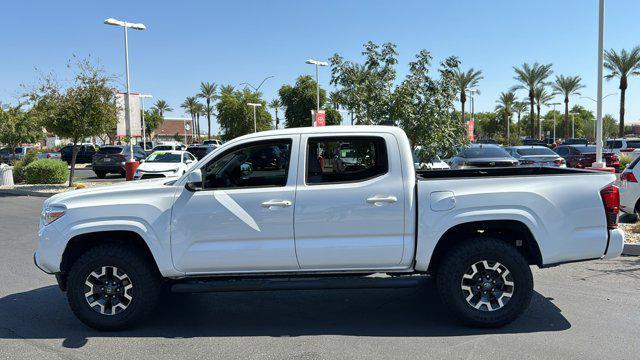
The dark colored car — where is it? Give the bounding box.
[522,138,547,146]
[554,145,620,171]
[504,146,566,167]
[562,138,589,145]
[186,145,216,160]
[448,144,518,169]
[60,145,97,164]
[91,145,147,178]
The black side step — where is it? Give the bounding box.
[171,276,424,293]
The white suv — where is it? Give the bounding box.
[606,138,640,160]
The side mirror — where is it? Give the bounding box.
[240,162,253,180]
[185,169,202,191]
[185,159,194,164]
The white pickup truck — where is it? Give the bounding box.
[34,126,624,330]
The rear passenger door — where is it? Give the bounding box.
[294,134,406,270]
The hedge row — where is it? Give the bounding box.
[23,159,69,184]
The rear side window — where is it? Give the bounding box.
[98,147,124,154]
[626,141,640,148]
[607,140,623,149]
[306,137,388,185]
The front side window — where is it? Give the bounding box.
[306,137,388,184]
[202,140,292,189]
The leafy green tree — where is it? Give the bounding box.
[603,114,619,139]
[0,105,41,158]
[152,99,172,117]
[604,47,640,137]
[324,107,342,126]
[551,75,585,139]
[269,98,282,129]
[391,50,466,160]
[512,62,553,137]
[197,82,218,139]
[279,75,327,128]
[216,87,272,140]
[329,41,398,124]
[453,68,483,122]
[534,86,555,137]
[143,109,164,139]
[29,58,117,186]
[512,101,528,137]
[495,92,515,139]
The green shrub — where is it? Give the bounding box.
[619,153,633,170]
[24,159,69,184]
[12,149,39,183]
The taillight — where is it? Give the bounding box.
[554,159,565,165]
[621,172,638,183]
[600,185,620,229]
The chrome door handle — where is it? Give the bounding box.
[366,195,398,205]
[261,199,292,208]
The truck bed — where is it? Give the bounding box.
[417,166,600,180]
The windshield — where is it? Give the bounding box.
[461,146,510,158]
[98,147,124,154]
[146,152,181,163]
[516,147,556,156]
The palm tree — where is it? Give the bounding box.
[152,99,172,117]
[513,101,528,136]
[195,103,207,142]
[181,96,199,143]
[534,86,555,138]
[453,68,483,122]
[512,62,553,137]
[269,99,282,129]
[495,91,516,139]
[604,47,640,137]
[197,82,218,139]
[551,75,585,139]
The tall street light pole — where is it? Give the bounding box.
[104,18,146,176]
[306,59,328,125]
[594,0,606,167]
[549,102,561,143]
[247,103,262,133]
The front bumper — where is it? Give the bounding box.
[134,171,178,180]
[603,228,625,259]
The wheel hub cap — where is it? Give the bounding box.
[461,260,514,312]
[84,266,133,316]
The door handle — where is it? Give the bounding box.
[366,195,398,205]
[261,199,292,208]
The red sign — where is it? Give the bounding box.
[314,112,326,127]
[467,119,475,141]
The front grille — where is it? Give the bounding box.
[140,174,166,179]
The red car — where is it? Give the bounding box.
[554,145,620,171]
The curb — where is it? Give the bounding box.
[0,189,64,198]
[623,243,640,256]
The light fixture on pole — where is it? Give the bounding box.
[104,17,146,180]
[139,94,153,151]
[549,102,561,143]
[306,59,328,125]
[581,93,617,140]
[247,103,262,133]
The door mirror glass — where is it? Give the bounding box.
[240,162,253,180]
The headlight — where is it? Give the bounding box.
[42,206,66,225]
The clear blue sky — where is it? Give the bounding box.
[2,0,640,134]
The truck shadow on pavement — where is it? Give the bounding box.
[0,278,570,348]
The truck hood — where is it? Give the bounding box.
[45,178,175,207]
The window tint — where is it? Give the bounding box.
[202,140,291,189]
[626,141,640,148]
[460,146,510,158]
[306,137,388,184]
[98,146,125,154]
[516,147,557,156]
[628,155,640,170]
[606,140,623,149]
[556,147,569,156]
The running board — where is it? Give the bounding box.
[171,276,423,293]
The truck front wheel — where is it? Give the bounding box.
[436,238,533,328]
[66,244,161,331]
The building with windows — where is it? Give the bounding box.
[155,118,194,143]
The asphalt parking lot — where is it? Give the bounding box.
[72,168,126,183]
[1,194,639,360]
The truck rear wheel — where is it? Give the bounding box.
[436,237,533,328]
[66,244,161,331]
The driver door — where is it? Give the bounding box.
[171,136,300,274]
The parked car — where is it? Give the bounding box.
[619,155,640,216]
[606,138,640,160]
[37,151,62,160]
[504,146,566,167]
[553,145,620,171]
[91,145,147,178]
[152,143,185,151]
[522,138,547,146]
[34,126,624,330]
[448,144,518,169]
[562,138,589,145]
[60,144,98,164]
[186,144,217,160]
[202,139,222,147]
[134,150,197,180]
